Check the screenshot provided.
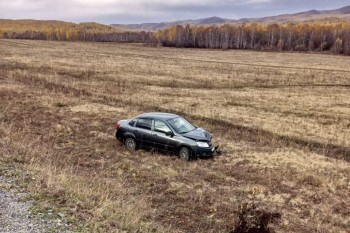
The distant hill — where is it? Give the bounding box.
[243,5,350,24]
[111,5,350,31]
[111,16,230,31]
[0,19,121,33]
[0,19,125,40]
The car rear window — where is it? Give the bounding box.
[128,118,137,126]
[135,118,152,130]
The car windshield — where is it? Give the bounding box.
[167,117,196,134]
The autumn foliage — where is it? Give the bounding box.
[0,19,154,43]
[1,19,350,55]
[156,22,350,55]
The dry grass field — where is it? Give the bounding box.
[1,39,350,232]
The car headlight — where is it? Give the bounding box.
[196,141,210,148]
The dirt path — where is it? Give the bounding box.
[0,176,71,233]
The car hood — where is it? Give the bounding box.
[181,128,211,141]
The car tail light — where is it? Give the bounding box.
[116,122,120,129]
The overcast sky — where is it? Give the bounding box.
[0,0,349,24]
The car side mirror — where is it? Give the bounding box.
[165,131,174,137]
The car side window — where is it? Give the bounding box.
[154,120,171,134]
[135,118,152,130]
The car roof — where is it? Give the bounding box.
[137,112,179,120]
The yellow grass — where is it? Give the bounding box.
[0,39,349,232]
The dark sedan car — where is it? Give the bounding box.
[115,112,217,160]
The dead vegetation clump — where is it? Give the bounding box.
[232,203,281,233]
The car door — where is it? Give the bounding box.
[134,118,154,149]
[153,119,178,153]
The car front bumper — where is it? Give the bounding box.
[196,145,218,157]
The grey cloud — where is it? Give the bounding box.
[0,0,348,24]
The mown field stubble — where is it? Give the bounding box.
[0,39,350,232]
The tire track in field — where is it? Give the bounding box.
[88,89,350,162]
[7,70,350,162]
[5,59,348,91]
[2,39,350,74]
[0,39,46,48]
[97,50,350,74]
[4,59,350,91]
[3,44,350,162]
[135,103,350,162]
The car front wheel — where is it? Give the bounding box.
[179,147,192,161]
[125,137,137,151]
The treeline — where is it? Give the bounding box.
[4,30,154,43]
[2,19,350,55]
[155,23,350,55]
[0,19,154,43]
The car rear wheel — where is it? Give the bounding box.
[125,137,137,151]
[179,147,192,161]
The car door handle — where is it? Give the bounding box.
[153,134,157,137]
